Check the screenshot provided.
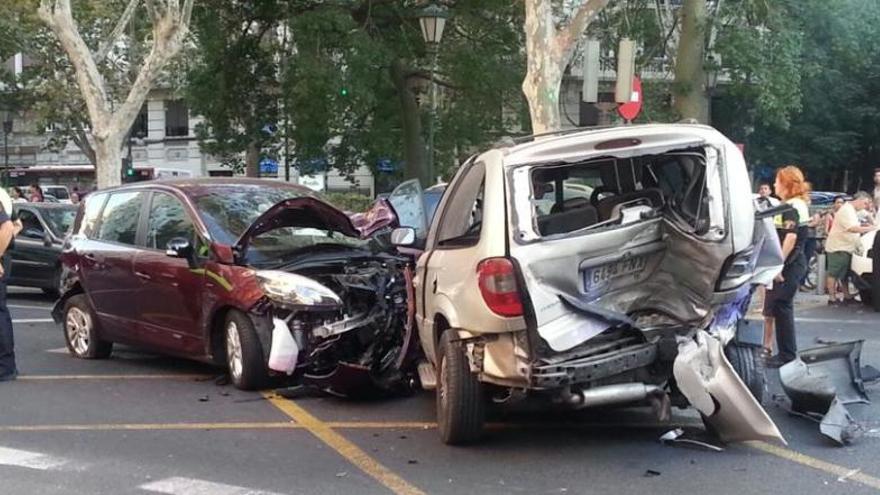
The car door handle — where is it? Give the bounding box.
[432,275,438,294]
[135,271,152,281]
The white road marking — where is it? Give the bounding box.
[12,319,55,324]
[0,446,68,471]
[140,477,285,495]
[747,317,869,325]
[8,304,52,311]
[45,347,67,354]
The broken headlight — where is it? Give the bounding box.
[716,247,755,291]
[255,270,343,310]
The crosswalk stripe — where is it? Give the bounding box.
[0,446,68,471]
[139,477,285,495]
[8,304,52,310]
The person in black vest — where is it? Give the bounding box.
[0,190,19,381]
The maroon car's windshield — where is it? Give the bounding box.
[192,185,317,244]
[192,185,366,266]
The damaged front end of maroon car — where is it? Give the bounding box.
[236,197,418,397]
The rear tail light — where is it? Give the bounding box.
[477,258,524,317]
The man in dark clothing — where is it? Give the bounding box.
[0,199,18,381]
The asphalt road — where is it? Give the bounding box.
[1,288,879,495]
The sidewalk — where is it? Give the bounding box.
[747,291,829,319]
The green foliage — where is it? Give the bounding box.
[324,191,374,213]
[713,0,803,131]
[185,0,525,185]
[744,0,880,189]
[186,0,282,173]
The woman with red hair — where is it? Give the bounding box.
[763,166,811,367]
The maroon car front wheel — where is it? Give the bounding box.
[224,310,268,390]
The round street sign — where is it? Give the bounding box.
[617,76,643,122]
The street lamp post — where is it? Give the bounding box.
[2,111,12,187]
[418,3,448,186]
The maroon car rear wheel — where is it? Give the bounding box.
[63,294,112,359]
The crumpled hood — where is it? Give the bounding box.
[234,197,398,259]
[237,197,359,243]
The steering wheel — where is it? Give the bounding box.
[590,185,616,206]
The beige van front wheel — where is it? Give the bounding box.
[436,331,485,445]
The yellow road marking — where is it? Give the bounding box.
[0,419,701,433]
[748,441,880,491]
[263,392,426,495]
[17,374,212,381]
[0,422,299,432]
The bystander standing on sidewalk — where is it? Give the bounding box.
[0,188,20,382]
[763,166,811,368]
[28,184,44,203]
[755,182,780,316]
[873,168,880,212]
[825,191,876,305]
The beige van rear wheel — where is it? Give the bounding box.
[436,331,485,445]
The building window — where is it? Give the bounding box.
[165,100,189,137]
[131,105,148,139]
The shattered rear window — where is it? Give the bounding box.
[525,148,712,238]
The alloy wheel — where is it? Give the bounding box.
[66,307,91,356]
[439,353,449,411]
[226,321,243,381]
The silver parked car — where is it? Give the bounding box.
[391,124,787,445]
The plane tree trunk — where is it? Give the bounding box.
[38,0,195,188]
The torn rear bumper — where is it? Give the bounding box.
[530,341,657,388]
[674,330,785,444]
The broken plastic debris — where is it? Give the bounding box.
[819,398,862,446]
[779,340,873,445]
[643,470,661,478]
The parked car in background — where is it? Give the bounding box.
[41,185,72,204]
[9,203,78,296]
[392,124,786,445]
[53,179,416,394]
[851,230,879,308]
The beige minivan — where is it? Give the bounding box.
[391,124,789,445]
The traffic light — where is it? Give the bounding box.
[340,88,349,97]
[122,158,134,181]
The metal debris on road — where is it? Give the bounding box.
[837,468,862,483]
[659,428,725,452]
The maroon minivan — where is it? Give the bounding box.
[53,179,414,392]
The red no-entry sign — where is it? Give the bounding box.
[617,76,643,122]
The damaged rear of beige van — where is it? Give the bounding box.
[392,124,787,445]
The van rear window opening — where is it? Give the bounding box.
[530,148,710,237]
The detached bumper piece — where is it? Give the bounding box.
[530,340,657,388]
[779,340,872,445]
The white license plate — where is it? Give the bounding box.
[584,255,648,290]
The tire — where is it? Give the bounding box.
[724,343,764,405]
[224,310,268,391]
[63,294,112,359]
[436,331,485,445]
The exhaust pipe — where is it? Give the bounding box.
[563,383,671,421]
